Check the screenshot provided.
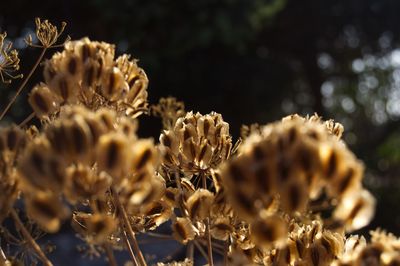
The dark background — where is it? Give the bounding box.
[1,0,400,265]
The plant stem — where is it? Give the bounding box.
[223,240,229,266]
[0,246,7,264]
[202,174,214,266]
[111,187,147,266]
[104,243,118,266]
[18,112,35,127]
[10,209,53,266]
[0,48,47,121]
[122,229,138,266]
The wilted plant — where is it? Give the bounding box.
[0,18,399,266]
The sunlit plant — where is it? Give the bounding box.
[0,18,398,266]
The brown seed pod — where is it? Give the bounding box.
[333,189,376,232]
[29,83,59,118]
[86,213,117,244]
[100,67,128,100]
[25,191,69,233]
[186,189,214,220]
[96,132,131,179]
[250,215,288,249]
[172,217,196,244]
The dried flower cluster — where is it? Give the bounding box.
[0,18,398,266]
[29,37,148,120]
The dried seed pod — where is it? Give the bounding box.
[186,189,214,220]
[48,73,78,103]
[172,217,196,244]
[250,215,288,248]
[334,189,376,232]
[25,192,69,233]
[18,137,66,192]
[86,213,117,244]
[96,132,131,179]
[100,67,128,100]
[131,139,157,172]
[65,164,111,202]
[29,83,59,118]
[211,217,233,241]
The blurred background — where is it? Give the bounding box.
[1,0,400,265]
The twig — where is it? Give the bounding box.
[0,246,7,264]
[111,187,147,266]
[202,174,214,266]
[224,240,229,266]
[193,241,208,261]
[186,242,194,262]
[0,48,47,121]
[18,112,35,127]
[104,243,118,266]
[10,209,53,266]
[122,229,138,266]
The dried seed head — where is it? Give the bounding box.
[250,215,288,249]
[86,213,117,244]
[172,217,196,244]
[0,32,23,83]
[186,189,214,220]
[334,189,376,232]
[96,132,131,179]
[152,97,185,129]
[29,83,60,118]
[25,191,69,233]
[160,111,232,176]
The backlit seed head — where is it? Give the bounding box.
[152,97,185,130]
[131,139,157,172]
[86,213,117,244]
[18,137,66,192]
[250,215,288,249]
[334,189,376,232]
[65,164,111,203]
[96,132,131,179]
[25,191,69,233]
[211,217,233,241]
[160,111,232,176]
[100,67,129,100]
[172,217,196,244]
[222,113,370,229]
[186,189,214,220]
[29,83,60,118]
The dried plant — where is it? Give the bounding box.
[0,17,399,266]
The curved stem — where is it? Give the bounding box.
[0,48,47,121]
[10,209,53,266]
[111,187,147,266]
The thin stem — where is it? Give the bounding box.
[10,209,53,266]
[0,246,7,264]
[202,174,214,266]
[0,48,47,121]
[186,242,194,262]
[193,241,208,261]
[111,187,147,266]
[104,244,118,266]
[224,240,229,266]
[18,112,35,127]
[122,229,138,266]
[145,232,174,239]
